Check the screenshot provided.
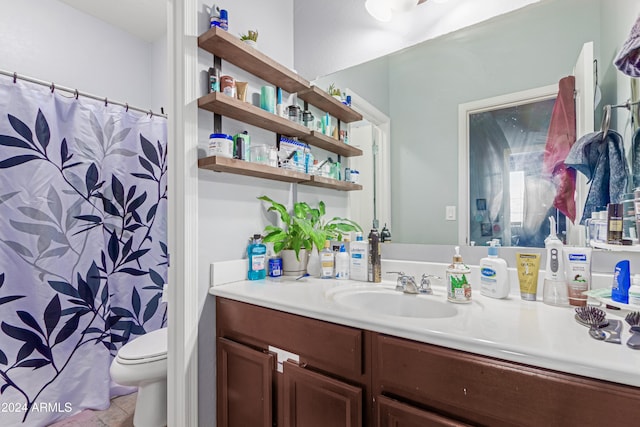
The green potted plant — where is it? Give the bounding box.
[327,83,343,101]
[240,30,259,49]
[258,196,362,276]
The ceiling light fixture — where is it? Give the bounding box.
[365,0,430,22]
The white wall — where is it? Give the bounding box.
[293,0,539,80]
[194,0,350,423]
[0,0,154,107]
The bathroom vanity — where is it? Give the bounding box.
[210,269,640,427]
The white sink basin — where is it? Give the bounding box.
[329,286,458,319]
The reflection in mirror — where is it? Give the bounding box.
[316,0,639,246]
[467,97,559,247]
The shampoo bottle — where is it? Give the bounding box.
[247,234,266,280]
[350,232,369,281]
[320,240,334,279]
[446,246,471,303]
[335,244,350,280]
[479,240,509,299]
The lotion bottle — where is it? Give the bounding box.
[349,232,369,281]
[479,240,509,299]
[335,244,349,280]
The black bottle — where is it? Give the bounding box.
[368,227,381,283]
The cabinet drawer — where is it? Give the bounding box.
[374,334,640,427]
[377,395,471,427]
[217,298,364,380]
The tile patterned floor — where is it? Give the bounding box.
[48,393,136,427]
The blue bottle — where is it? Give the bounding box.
[247,234,266,280]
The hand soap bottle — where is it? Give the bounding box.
[479,239,509,299]
[247,234,266,280]
[446,246,471,303]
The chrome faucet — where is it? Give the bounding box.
[387,272,420,294]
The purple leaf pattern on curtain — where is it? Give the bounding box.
[0,80,167,426]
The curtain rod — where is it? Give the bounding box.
[0,69,167,119]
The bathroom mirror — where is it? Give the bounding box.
[316,0,634,246]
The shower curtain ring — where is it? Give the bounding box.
[104,97,108,107]
[13,72,17,83]
[148,109,153,117]
[50,83,55,93]
[125,103,129,112]
[74,89,79,100]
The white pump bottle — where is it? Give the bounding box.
[479,239,509,298]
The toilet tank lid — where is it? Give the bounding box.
[118,327,167,360]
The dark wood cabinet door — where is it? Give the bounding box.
[217,337,274,427]
[283,361,362,427]
[377,396,471,427]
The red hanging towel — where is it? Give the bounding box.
[542,76,577,223]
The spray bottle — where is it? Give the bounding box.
[542,216,568,306]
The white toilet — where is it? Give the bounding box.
[110,327,168,427]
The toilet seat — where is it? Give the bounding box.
[116,327,167,365]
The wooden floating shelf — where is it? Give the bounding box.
[198,92,310,138]
[298,86,363,123]
[198,27,309,93]
[301,175,363,191]
[198,156,310,183]
[301,131,363,157]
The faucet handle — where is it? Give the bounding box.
[386,271,405,276]
[386,271,408,292]
[419,274,440,295]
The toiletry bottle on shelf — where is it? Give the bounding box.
[335,244,350,280]
[381,224,392,243]
[479,239,509,299]
[208,67,219,93]
[629,274,640,306]
[350,232,369,281]
[247,234,266,280]
[446,246,471,303]
[607,203,623,244]
[320,240,334,279]
[368,226,381,283]
[276,87,285,118]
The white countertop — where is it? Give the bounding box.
[208,260,640,388]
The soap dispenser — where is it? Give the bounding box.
[446,246,472,303]
[479,239,509,299]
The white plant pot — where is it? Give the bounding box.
[281,249,308,276]
[243,40,258,49]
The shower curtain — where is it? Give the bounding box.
[0,79,167,426]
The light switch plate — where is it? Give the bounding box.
[446,205,456,221]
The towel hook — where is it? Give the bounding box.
[601,104,611,139]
